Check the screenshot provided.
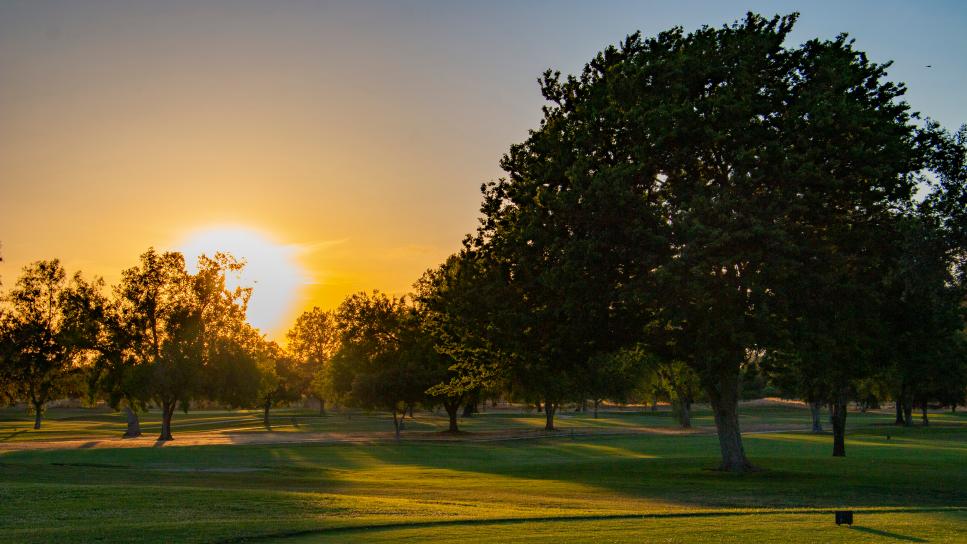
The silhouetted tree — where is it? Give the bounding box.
[0,260,90,428]
[475,13,926,469]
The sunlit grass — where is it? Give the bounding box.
[0,404,964,542]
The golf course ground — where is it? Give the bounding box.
[0,402,964,543]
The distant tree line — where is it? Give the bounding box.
[1,13,965,471]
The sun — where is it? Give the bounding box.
[177,225,308,337]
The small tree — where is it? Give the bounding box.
[287,307,340,415]
[112,249,252,441]
[328,291,435,439]
[0,260,89,429]
[415,252,502,433]
[255,341,303,428]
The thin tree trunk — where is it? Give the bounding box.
[535,400,542,413]
[895,400,905,425]
[903,400,913,428]
[810,400,823,433]
[544,401,556,431]
[123,405,142,438]
[319,397,326,416]
[832,394,848,457]
[921,404,929,427]
[593,399,600,419]
[263,400,272,429]
[392,410,402,440]
[159,400,175,441]
[706,372,752,472]
[32,401,43,430]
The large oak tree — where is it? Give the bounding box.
[477,13,924,470]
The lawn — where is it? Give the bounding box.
[0,404,964,542]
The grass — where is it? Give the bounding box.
[0,404,964,542]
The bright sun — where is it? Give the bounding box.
[178,226,308,336]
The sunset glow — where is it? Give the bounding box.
[178,226,309,337]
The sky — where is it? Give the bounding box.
[2,0,966,339]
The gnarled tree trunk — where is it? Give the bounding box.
[706,372,752,472]
[159,400,176,441]
[123,405,142,438]
[544,401,556,431]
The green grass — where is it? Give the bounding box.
[0,404,964,542]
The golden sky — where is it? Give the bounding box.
[2,1,965,339]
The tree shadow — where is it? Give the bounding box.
[850,526,927,542]
[0,429,27,442]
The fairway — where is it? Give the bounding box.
[1,404,965,543]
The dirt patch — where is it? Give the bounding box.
[0,422,813,452]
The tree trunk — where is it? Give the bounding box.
[810,400,823,433]
[535,400,542,413]
[444,400,460,433]
[122,405,142,438]
[392,410,402,440]
[159,400,175,441]
[544,401,556,431]
[32,401,43,430]
[263,400,272,429]
[832,395,848,457]
[319,397,326,416]
[921,404,929,427]
[651,400,657,412]
[903,400,913,428]
[894,401,905,425]
[593,399,600,419]
[679,400,692,429]
[705,372,752,472]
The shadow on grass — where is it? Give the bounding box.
[850,526,927,542]
[0,430,27,442]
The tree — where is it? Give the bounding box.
[582,348,651,419]
[253,340,303,429]
[0,260,89,429]
[656,361,703,429]
[476,13,924,470]
[112,249,252,441]
[415,252,503,433]
[287,307,340,415]
[883,125,967,426]
[327,291,434,439]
